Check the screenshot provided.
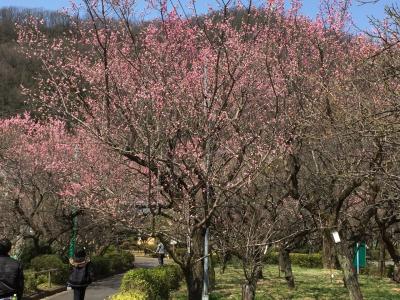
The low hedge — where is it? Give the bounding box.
[264,251,279,265]
[360,263,394,278]
[291,253,322,268]
[23,250,135,294]
[112,289,151,300]
[91,256,113,277]
[30,254,69,284]
[106,251,135,273]
[91,250,135,278]
[264,252,323,268]
[117,264,183,300]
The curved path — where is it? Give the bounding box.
[45,256,160,300]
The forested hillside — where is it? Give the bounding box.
[0,7,70,117]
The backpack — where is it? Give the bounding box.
[68,263,92,287]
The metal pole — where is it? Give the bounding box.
[69,210,78,258]
[202,65,209,300]
[69,146,79,258]
[202,227,209,300]
[356,242,360,275]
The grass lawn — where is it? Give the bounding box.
[171,265,400,299]
[36,282,64,291]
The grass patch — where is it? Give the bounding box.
[36,283,64,291]
[171,265,400,299]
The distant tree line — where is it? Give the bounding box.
[0,7,71,117]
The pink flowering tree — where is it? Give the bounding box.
[0,114,146,257]
[0,115,77,254]
[16,0,387,298]
[18,1,285,297]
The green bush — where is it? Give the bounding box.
[107,254,126,273]
[91,256,112,277]
[36,274,48,285]
[162,264,184,290]
[105,251,135,273]
[263,252,322,268]
[121,251,135,265]
[368,249,380,261]
[386,265,394,278]
[18,241,52,267]
[367,249,391,261]
[30,255,68,284]
[24,270,38,294]
[111,290,150,300]
[173,248,187,260]
[120,240,137,250]
[290,253,323,268]
[120,264,183,299]
[91,250,135,278]
[362,264,395,279]
[121,270,156,298]
[141,244,157,255]
[264,251,279,264]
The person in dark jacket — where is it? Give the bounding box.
[0,238,24,300]
[68,248,93,300]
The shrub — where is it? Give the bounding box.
[174,248,187,260]
[36,274,48,286]
[106,254,126,273]
[18,241,52,267]
[264,252,279,264]
[105,250,135,273]
[120,240,136,250]
[290,253,323,268]
[360,264,392,277]
[162,264,183,290]
[91,256,112,277]
[120,264,183,299]
[91,250,135,278]
[120,251,135,265]
[24,270,38,294]
[263,252,322,268]
[141,244,157,255]
[30,254,68,284]
[121,270,156,298]
[386,265,394,278]
[111,291,150,300]
[367,249,380,261]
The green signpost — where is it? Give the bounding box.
[353,242,366,274]
[69,210,78,258]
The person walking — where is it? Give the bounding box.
[67,247,93,300]
[0,238,24,300]
[155,242,165,266]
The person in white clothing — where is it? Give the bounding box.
[155,242,165,266]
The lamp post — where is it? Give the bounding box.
[69,145,79,258]
[202,65,210,300]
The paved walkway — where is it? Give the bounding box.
[45,256,160,300]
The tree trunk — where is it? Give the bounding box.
[379,228,400,282]
[257,268,264,280]
[241,249,263,300]
[322,230,337,269]
[379,237,385,279]
[209,251,216,290]
[279,248,295,289]
[241,281,256,300]
[393,263,400,283]
[335,243,363,300]
[183,228,205,300]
